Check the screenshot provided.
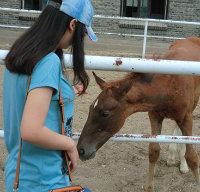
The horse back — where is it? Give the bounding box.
[140,37,200,117]
[163,36,200,85]
[164,36,200,62]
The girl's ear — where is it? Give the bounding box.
[69,19,78,32]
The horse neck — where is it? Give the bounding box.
[125,76,169,116]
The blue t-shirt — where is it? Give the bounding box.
[3,52,75,191]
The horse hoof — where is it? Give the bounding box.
[180,165,189,174]
[143,185,154,192]
[180,161,189,174]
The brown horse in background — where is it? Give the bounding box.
[77,37,200,192]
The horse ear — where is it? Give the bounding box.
[92,72,106,90]
[117,80,133,97]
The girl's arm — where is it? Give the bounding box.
[20,87,78,172]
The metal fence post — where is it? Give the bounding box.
[142,21,148,58]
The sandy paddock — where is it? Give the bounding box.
[0,28,200,192]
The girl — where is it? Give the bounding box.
[3,0,97,191]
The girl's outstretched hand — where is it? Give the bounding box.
[73,85,88,95]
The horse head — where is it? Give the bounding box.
[77,72,133,161]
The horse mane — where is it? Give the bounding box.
[101,51,169,91]
[102,72,154,90]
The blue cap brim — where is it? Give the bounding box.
[85,26,98,42]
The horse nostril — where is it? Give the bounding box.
[79,148,85,155]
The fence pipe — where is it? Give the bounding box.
[142,21,148,58]
[72,132,200,144]
[0,24,185,40]
[1,130,200,144]
[0,24,29,29]
[94,15,200,26]
[0,130,4,138]
[95,32,185,40]
[1,50,200,76]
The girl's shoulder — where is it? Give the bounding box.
[38,52,61,69]
[43,52,60,62]
[32,52,61,76]
[29,52,62,93]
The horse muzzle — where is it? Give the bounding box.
[78,147,96,161]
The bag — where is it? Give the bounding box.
[13,76,90,192]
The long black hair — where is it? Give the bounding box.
[5,0,89,94]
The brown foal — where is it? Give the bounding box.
[77,37,200,191]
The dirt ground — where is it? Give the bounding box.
[0,28,200,192]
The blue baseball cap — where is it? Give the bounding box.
[60,0,98,42]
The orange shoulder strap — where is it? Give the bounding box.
[13,75,31,190]
[59,88,72,182]
[13,76,72,190]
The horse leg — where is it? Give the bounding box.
[177,113,200,190]
[167,125,189,173]
[178,141,189,173]
[144,112,163,192]
[167,123,178,166]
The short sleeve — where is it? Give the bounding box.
[28,52,61,95]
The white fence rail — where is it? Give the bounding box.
[1,49,200,144]
[1,130,200,144]
[0,130,4,138]
[94,15,200,58]
[0,7,200,57]
[1,50,200,75]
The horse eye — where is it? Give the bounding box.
[102,111,109,117]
